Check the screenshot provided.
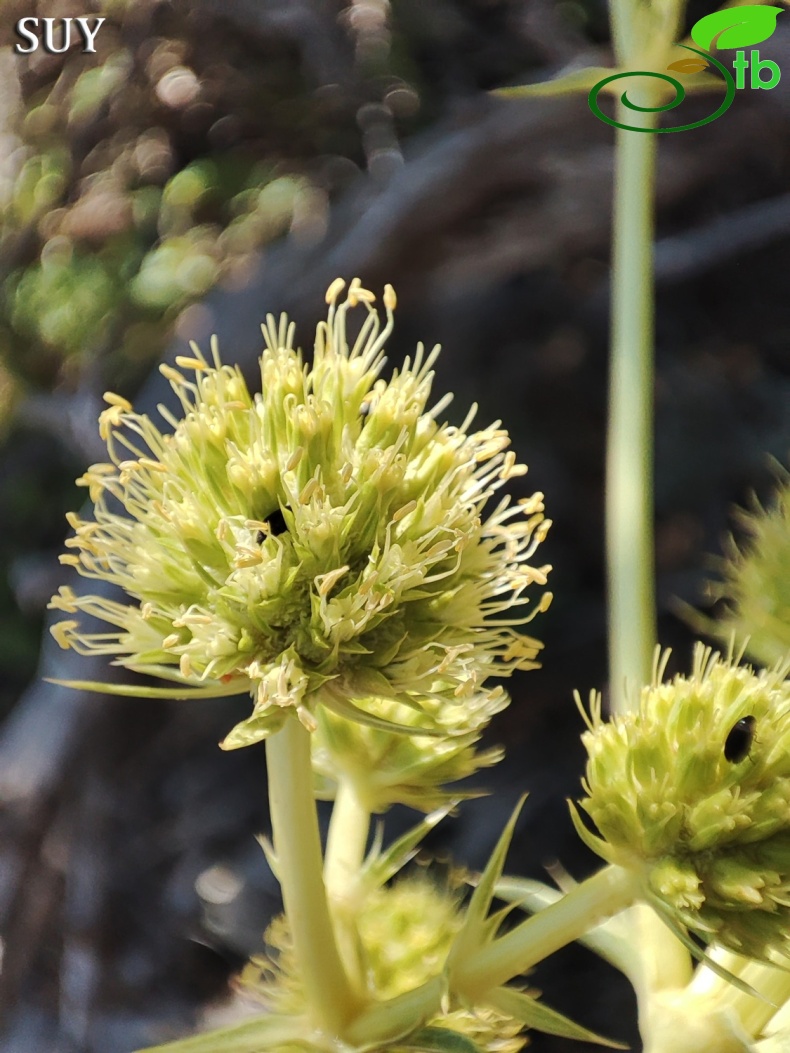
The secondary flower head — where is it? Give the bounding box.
[575,646,790,963]
[49,279,551,755]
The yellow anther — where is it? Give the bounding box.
[103,391,133,412]
[325,278,346,304]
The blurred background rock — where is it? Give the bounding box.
[1,0,790,1050]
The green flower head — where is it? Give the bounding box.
[575,646,790,963]
[49,279,551,753]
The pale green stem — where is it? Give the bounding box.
[266,718,359,1032]
[324,778,370,894]
[606,98,658,715]
[605,73,695,1022]
[608,0,635,65]
[323,778,371,993]
[627,904,693,1001]
[690,952,790,1038]
[726,959,790,1036]
[605,41,695,1030]
[454,864,641,1001]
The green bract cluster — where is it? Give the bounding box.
[575,647,790,962]
[49,280,551,773]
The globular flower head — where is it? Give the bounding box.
[49,279,551,768]
[575,646,790,963]
[707,477,790,668]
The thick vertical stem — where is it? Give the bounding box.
[606,99,658,715]
[606,90,693,1010]
[266,718,358,1032]
[324,778,371,992]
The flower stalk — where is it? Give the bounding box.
[266,717,359,1031]
[606,111,658,712]
[603,0,693,1032]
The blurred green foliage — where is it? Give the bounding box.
[0,1,368,397]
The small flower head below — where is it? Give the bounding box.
[244,872,527,1053]
[575,645,790,963]
[49,279,551,754]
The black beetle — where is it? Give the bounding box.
[724,715,756,763]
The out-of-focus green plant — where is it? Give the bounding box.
[702,477,790,668]
[0,1,373,396]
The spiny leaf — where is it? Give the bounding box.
[567,800,618,866]
[120,662,248,691]
[447,797,527,969]
[495,876,561,909]
[220,712,281,749]
[690,6,782,51]
[44,677,245,700]
[644,894,768,1004]
[484,986,627,1048]
[255,834,279,880]
[363,803,458,889]
[478,896,532,946]
[133,1013,310,1053]
[495,66,617,99]
[674,71,745,95]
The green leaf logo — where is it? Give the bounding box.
[691,6,783,51]
[666,57,710,74]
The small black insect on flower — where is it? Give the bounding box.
[256,509,288,544]
[267,509,288,536]
[724,715,756,763]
